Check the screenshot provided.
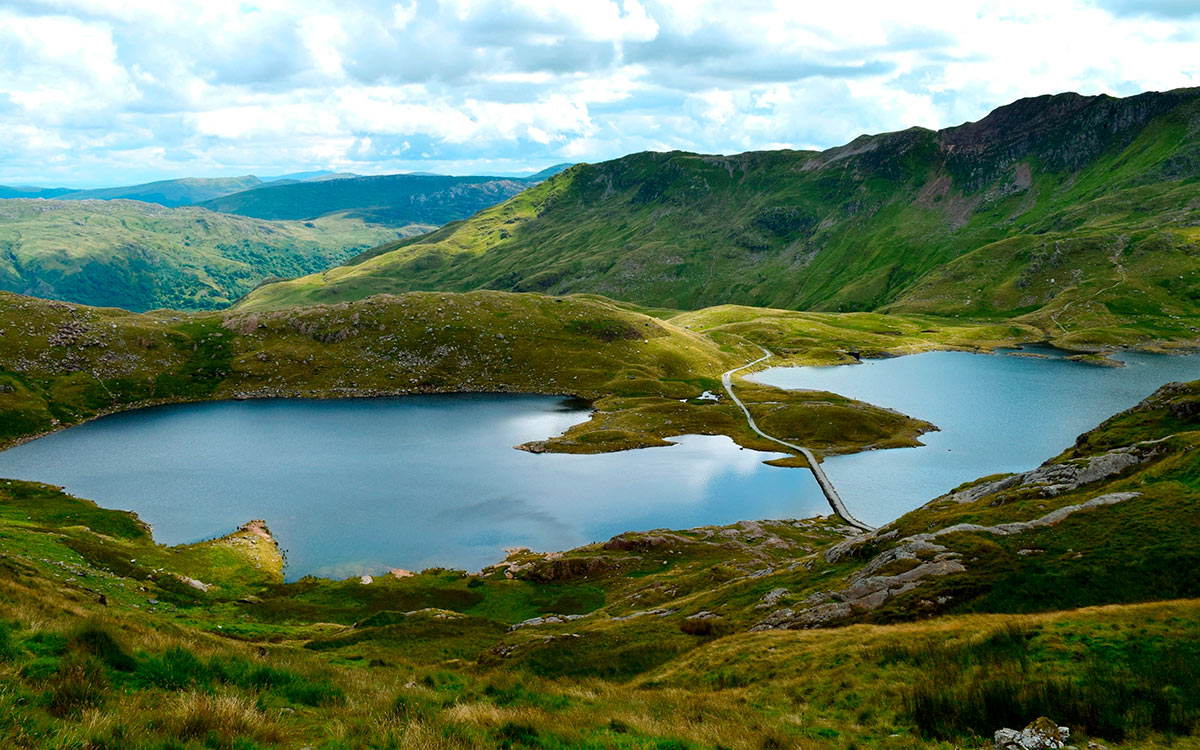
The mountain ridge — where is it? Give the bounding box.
[238,87,1200,351]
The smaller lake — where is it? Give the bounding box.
[755,349,1200,525]
[0,394,829,579]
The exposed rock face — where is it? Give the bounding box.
[942,440,1164,505]
[603,533,678,552]
[941,88,1196,188]
[513,556,618,582]
[509,613,585,631]
[994,717,1070,749]
[754,492,1139,631]
[756,587,790,608]
[751,540,965,630]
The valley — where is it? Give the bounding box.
[0,169,568,313]
[1,83,1199,750]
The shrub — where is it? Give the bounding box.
[68,622,136,672]
[45,653,108,717]
[136,647,211,690]
[497,722,539,749]
[0,621,20,662]
[208,656,344,706]
[679,618,715,636]
[392,692,437,723]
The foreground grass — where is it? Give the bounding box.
[1,550,1197,749]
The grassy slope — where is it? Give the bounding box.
[239,90,1200,350]
[0,290,941,461]
[196,173,537,226]
[0,380,1197,748]
[668,305,1038,365]
[0,200,407,312]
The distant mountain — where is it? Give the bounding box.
[239,88,1200,350]
[260,170,328,182]
[523,163,575,180]
[303,172,359,182]
[258,170,359,182]
[195,173,540,226]
[0,185,73,199]
[56,176,265,207]
[0,200,407,311]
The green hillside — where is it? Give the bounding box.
[57,176,266,207]
[240,89,1200,349]
[0,200,407,312]
[196,173,540,227]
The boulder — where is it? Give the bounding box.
[994,717,1070,749]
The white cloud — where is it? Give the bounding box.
[0,0,1197,186]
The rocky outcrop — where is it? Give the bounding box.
[176,575,211,592]
[751,541,965,630]
[941,440,1165,505]
[755,492,1139,630]
[603,533,685,552]
[508,613,585,631]
[994,717,1070,749]
[510,555,619,583]
[756,587,790,609]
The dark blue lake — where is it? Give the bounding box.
[1,349,1197,579]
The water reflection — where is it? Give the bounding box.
[0,394,827,579]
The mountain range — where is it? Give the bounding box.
[0,164,574,213]
[239,88,1200,349]
[0,165,574,311]
[0,174,321,207]
[194,172,542,224]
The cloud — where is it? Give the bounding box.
[0,0,1197,186]
[433,495,576,539]
[1092,0,1200,18]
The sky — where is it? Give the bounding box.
[1,0,1198,187]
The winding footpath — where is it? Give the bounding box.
[721,347,876,533]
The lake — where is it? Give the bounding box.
[0,394,824,579]
[2,348,1197,579]
[757,349,1200,525]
